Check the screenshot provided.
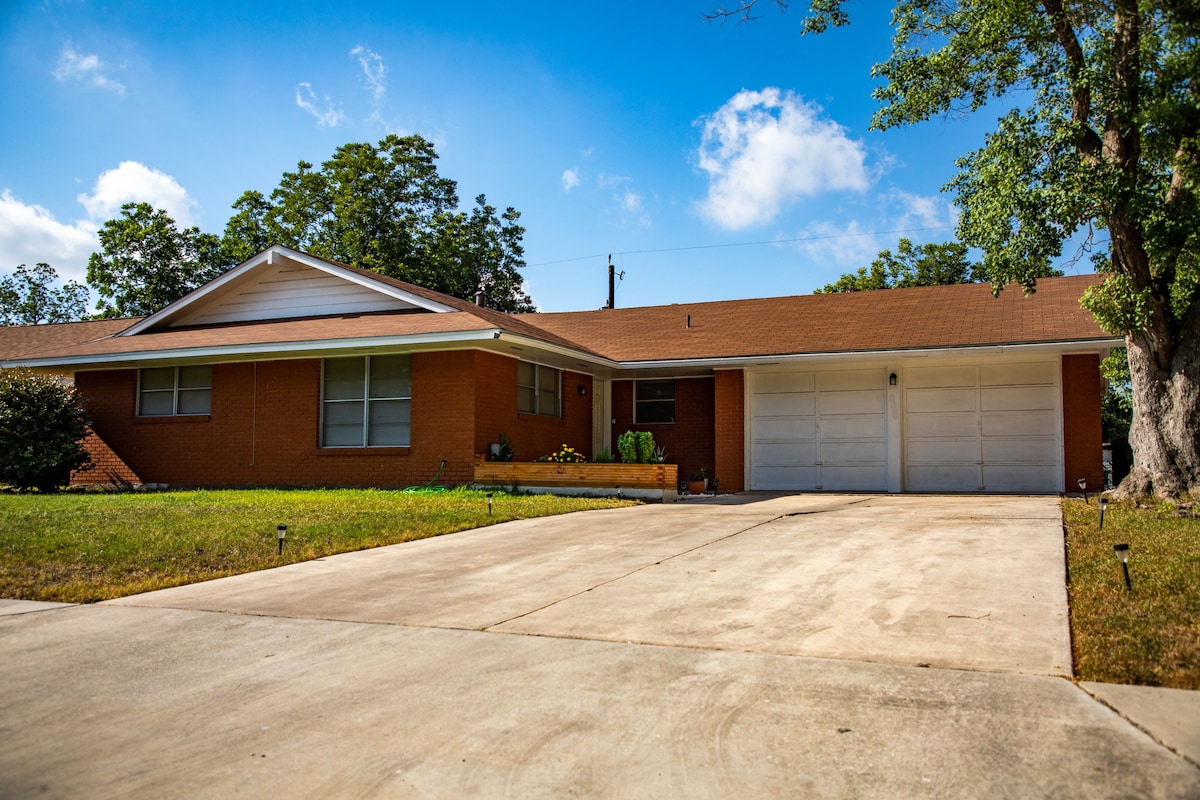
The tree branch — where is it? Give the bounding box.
[1041,0,1103,156]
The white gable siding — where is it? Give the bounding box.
[172,263,422,327]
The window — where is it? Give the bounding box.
[517,361,560,417]
[635,380,675,424]
[138,365,212,416]
[322,355,411,447]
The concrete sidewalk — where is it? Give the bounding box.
[1,494,1196,797]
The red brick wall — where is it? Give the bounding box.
[1062,353,1105,491]
[714,370,745,491]
[473,352,593,462]
[72,428,142,486]
[73,350,588,489]
[612,377,714,486]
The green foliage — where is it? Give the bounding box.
[493,432,515,462]
[0,369,91,492]
[617,431,657,464]
[1100,348,1133,444]
[689,466,709,482]
[0,263,88,325]
[635,431,655,463]
[593,447,615,463]
[220,134,534,312]
[87,203,227,318]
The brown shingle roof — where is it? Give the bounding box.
[0,318,140,360]
[524,274,1111,362]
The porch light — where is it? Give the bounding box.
[889,373,897,386]
[486,492,493,516]
[1113,543,1131,591]
[577,384,587,396]
[276,524,287,555]
[1077,477,1088,503]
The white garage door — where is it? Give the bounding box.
[905,362,1061,493]
[751,369,887,491]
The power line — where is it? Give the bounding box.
[525,225,957,269]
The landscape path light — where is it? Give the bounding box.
[1077,477,1089,503]
[1113,543,1132,591]
[485,492,493,516]
[277,524,287,555]
[1100,496,1109,529]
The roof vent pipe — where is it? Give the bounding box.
[606,255,615,310]
[474,287,488,308]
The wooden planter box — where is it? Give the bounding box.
[474,458,678,501]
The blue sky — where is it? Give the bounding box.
[0,1,1089,313]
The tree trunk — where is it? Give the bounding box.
[1114,332,1200,498]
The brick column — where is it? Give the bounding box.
[714,370,745,491]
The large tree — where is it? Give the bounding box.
[87,203,227,318]
[0,263,88,325]
[221,134,534,312]
[713,0,1200,497]
[816,238,983,293]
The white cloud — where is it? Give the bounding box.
[561,169,580,191]
[793,220,887,268]
[0,191,99,286]
[295,82,344,127]
[695,88,869,230]
[889,190,959,231]
[53,42,125,94]
[616,189,651,229]
[350,46,387,103]
[790,193,960,270]
[77,162,198,228]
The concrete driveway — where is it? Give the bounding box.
[1,494,1197,798]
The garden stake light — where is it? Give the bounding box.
[1077,477,1088,503]
[485,493,493,516]
[1113,543,1132,591]
[277,524,287,555]
[1099,497,1108,530]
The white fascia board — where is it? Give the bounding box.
[618,338,1124,371]
[492,333,618,372]
[120,246,454,337]
[2,329,505,371]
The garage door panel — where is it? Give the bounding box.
[755,442,819,465]
[907,439,980,463]
[755,418,818,439]
[907,389,977,413]
[981,438,1058,463]
[818,390,885,415]
[820,416,887,439]
[817,370,884,391]
[980,361,1058,387]
[982,410,1057,438]
[907,464,981,492]
[754,466,818,490]
[906,365,976,389]
[756,372,815,393]
[822,466,888,490]
[821,441,886,464]
[982,464,1058,492]
[907,412,977,438]
[753,392,816,417]
[981,386,1057,412]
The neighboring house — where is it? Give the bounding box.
[0,246,1119,494]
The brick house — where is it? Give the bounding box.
[1,246,1119,494]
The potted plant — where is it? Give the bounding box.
[687,467,709,495]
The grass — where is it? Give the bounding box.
[0,487,636,603]
[1063,496,1200,689]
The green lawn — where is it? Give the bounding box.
[1063,496,1200,689]
[0,488,635,603]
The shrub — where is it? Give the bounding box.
[0,369,91,492]
[617,430,657,464]
[635,431,655,463]
[617,430,638,463]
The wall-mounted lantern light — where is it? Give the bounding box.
[1113,543,1131,590]
[276,524,287,555]
[577,384,588,396]
[1077,477,1089,503]
[889,373,897,386]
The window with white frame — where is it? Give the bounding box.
[517,360,560,417]
[138,365,212,416]
[634,379,675,424]
[322,355,411,447]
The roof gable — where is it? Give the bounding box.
[120,246,455,335]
